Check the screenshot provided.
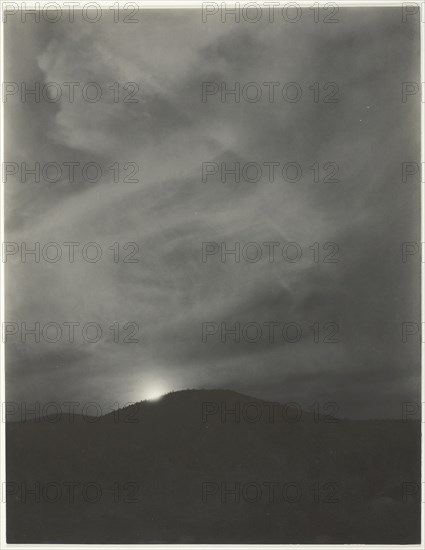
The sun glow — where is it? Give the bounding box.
[142,382,169,402]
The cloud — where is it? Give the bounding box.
[4,9,420,416]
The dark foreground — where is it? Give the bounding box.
[6,389,421,543]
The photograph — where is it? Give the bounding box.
[1,1,422,545]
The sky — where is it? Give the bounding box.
[3,7,421,418]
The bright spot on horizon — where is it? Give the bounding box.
[142,382,169,401]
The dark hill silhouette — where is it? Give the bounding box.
[6,389,421,543]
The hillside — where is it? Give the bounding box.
[6,389,421,543]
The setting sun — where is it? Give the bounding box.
[142,382,169,402]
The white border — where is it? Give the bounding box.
[0,1,423,549]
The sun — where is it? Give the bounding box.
[142,382,169,402]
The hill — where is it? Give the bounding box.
[6,389,421,543]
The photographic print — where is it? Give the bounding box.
[1,1,422,546]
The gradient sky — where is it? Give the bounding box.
[4,7,421,417]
